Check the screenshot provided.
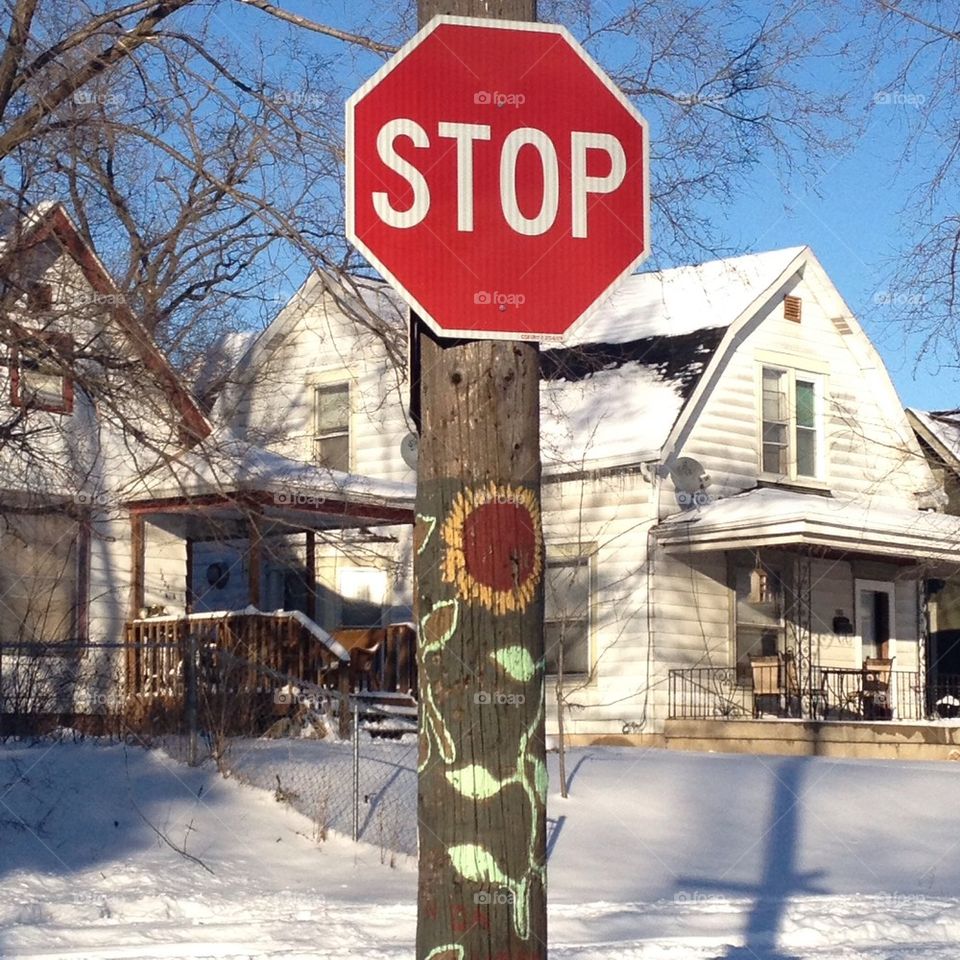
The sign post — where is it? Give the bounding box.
[346,11,648,958]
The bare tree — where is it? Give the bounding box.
[860,1,960,367]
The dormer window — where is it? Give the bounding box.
[10,332,74,414]
[760,365,821,481]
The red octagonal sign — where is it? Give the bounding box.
[346,17,650,342]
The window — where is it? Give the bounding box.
[313,383,349,471]
[730,555,786,679]
[10,333,73,414]
[760,365,821,480]
[545,554,591,676]
[0,510,80,648]
[338,567,386,628]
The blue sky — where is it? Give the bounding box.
[719,123,945,413]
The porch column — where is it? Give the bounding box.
[791,555,815,718]
[185,539,195,615]
[305,529,317,622]
[247,513,262,608]
[128,513,145,696]
[130,514,145,618]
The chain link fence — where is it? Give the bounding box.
[0,638,420,860]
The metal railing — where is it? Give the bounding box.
[668,665,960,722]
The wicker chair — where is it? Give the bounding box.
[861,657,894,720]
[750,655,784,718]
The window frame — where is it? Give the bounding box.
[312,380,351,471]
[9,332,74,415]
[757,362,824,484]
[543,545,595,681]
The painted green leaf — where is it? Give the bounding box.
[420,598,459,656]
[446,764,504,800]
[424,947,464,960]
[492,645,536,682]
[531,756,549,799]
[448,843,510,887]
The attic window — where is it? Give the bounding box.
[783,295,802,323]
[10,332,74,414]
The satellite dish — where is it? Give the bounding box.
[670,456,709,492]
[400,432,419,470]
[669,456,710,508]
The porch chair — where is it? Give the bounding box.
[861,657,894,720]
[750,655,783,718]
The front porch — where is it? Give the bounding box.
[119,440,418,736]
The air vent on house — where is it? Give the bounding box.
[783,295,802,323]
[831,315,853,335]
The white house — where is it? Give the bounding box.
[0,203,210,720]
[192,244,960,742]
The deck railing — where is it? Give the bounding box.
[668,665,960,722]
[125,607,356,736]
[125,607,349,698]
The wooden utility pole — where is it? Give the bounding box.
[413,1,546,957]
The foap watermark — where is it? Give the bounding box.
[75,490,115,507]
[73,89,125,107]
[474,488,526,507]
[475,690,525,706]
[474,889,515,906]
[80,291,126,307]
[674,890,725,906]
[274,489,327,507]
[474,290,526,311]
[873,90,926,108]
[876,893,930,910]
[274,688,322,709]
[873,289,924,307]
[474,90,526,108]
[272,90,327,110]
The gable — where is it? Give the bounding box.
[666,250,937,512]
[0,204,209,446]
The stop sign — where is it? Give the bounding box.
[346,17,649,343]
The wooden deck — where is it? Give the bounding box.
[124,611,417,737]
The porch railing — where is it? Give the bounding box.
[125,606,350,701]
[668,666,960,722]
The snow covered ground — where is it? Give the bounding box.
[3,737,960,958]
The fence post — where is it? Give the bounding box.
[338,664,351,739]
[352,697,360,842]
[185,631,198,767]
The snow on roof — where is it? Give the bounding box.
[126,428,414,507]
[190,329,260,397]
[658,486,960,561]
[910,408,960,467]
[541,359,687,469]
[538,247,808,469]
[0,201,58,257]
[569,245,807,345]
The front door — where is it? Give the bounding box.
[855,579,896,718]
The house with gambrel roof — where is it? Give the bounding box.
[192,243,960,752]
